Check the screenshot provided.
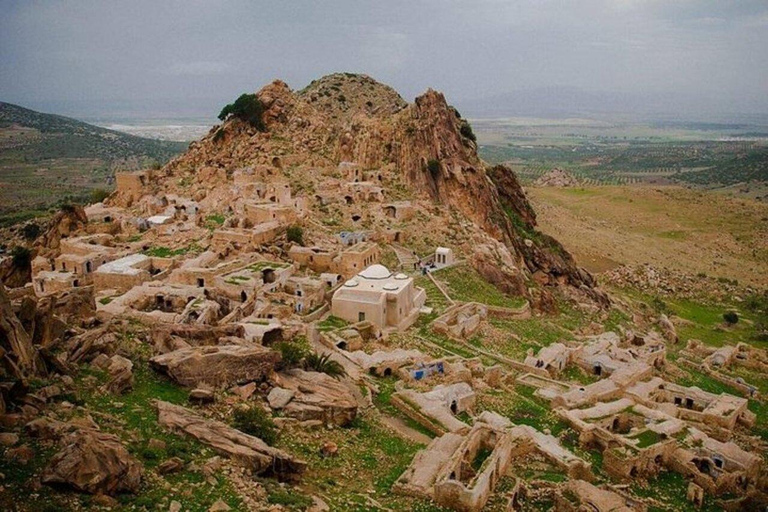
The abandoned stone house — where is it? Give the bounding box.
[98,282,208,325]
[556,479,646,512]
[332,241,381,278]
[396,414,591,512]
[383,201,416,221]
[560,395,759,495]
[331,264,426,332]
[94,253,175,293]
[288,246,336,273]
[32,235,122,295]
[243,202,297,225]
[624,377,754,432]
[343,181,385,203]
[392,382,476,435]
[115,169,153,202]
[84,203,125,224]
[432,302,487,339]
[266,276,327,315]
[524,342,571,376]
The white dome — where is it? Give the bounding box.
[358,264,391,280]
[343,279,359,287]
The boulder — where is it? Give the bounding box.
[189,388,215,404]
[658,314,678,344]
[157,457,185,474]
[274,370,358,427]
[150,345,280,388]
[42,429,142,494]
[155,400,305,478]
[103,355,134,394]
[0,432,19,446]
[67,328,119,364]
[267,387,295,409]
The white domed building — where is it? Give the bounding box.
[331,264,426,333]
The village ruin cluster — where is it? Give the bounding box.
[1,75,766,512]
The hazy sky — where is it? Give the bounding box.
[1,0,767,119]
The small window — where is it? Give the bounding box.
[197,278,205,287]
[358,312,365,322]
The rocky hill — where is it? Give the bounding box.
[138,73,604,308]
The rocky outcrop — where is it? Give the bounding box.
[0,283,44,379]
[156,400,306,478]
[149,344,280,388]
[270,369,358,426]
[35,205,89,255]
[42,429,143,495]
[533,168,580,187]
[67,327,119,364]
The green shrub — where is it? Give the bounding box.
[232,406,278,444]
[303,353,346,379]
[89,188,111,204]
[286,225,304,245]
[723,311,739,325]
[276,341,308,370]
[459,120,476,142]
[11,246,31,269]
[218,94,266,131]
[21,223,40,241]
[427,159,441,178]
[266,487,313,508]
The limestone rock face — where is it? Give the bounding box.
[42,429,143,495]
[271,369,358,426]
[155,400,306,477]
[149,344,280,388]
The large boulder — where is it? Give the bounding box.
[155,401,305,478]
[103,355,134,394]
[42,429,143,495]
[272,370,358,427]
[150,344,280,388]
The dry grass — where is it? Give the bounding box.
[528,185,768,286]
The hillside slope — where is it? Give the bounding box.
[0,102,187,223]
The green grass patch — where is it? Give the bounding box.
[433,263,527,309]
